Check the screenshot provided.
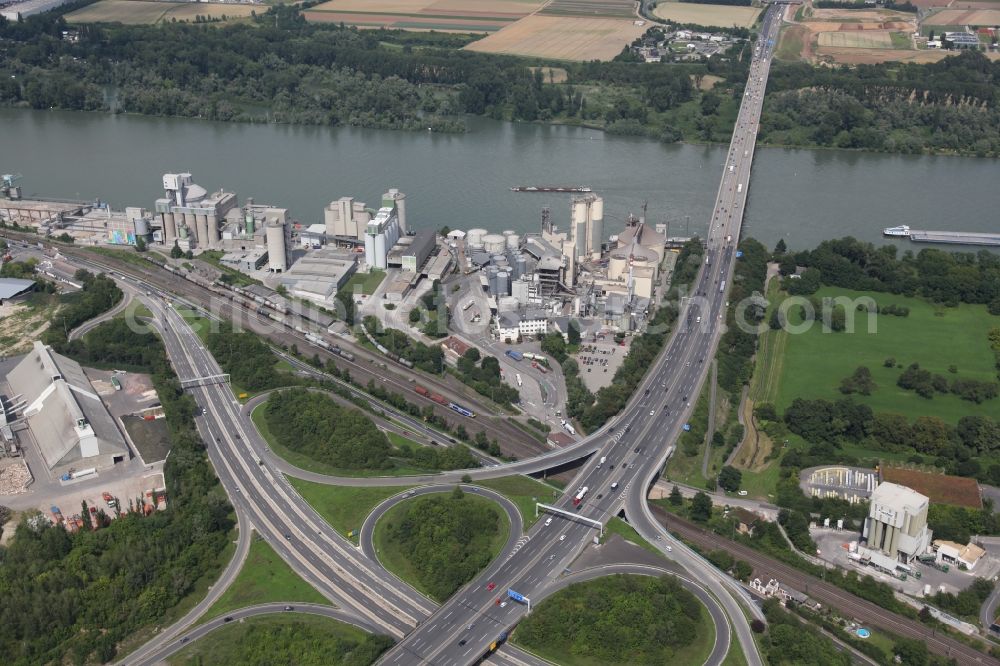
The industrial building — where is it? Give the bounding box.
[4,341,129,475]
[154,173,238,251]
[365,206,402,270]
[571,193,604,261]
[324,196,372,242]
[277,247,358,306]
[0,0,72,21]
[387,229,435,273]
[862,482,933,565]
[0,278,36,304]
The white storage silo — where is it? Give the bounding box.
[483,233,505,254]
[266,220,288,272]
[506,233,521,250]
[467,228,488,250]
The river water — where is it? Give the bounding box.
[2,108,997,252]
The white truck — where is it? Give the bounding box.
[737,183,743,193]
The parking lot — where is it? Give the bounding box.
[576,340,628,392]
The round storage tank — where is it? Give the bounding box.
[506,233,521,250]
[266,220,288,272]
[609,253,628,280]
[497,271,510,297]
[514,255,526,279]
[502,230,516,238]
[467,228,488,249]
[134,217,150,237]
[483,234,505,254]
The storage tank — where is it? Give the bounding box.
[467,228,488,249]
[487,266,499,294]
[506,233,521,250]
[134,217,150,237]
[514,255,527,279]
[483,233,505,254]
[502,229,516,239]
[497,270,510,296]
[609,251,628,280]
[244,210,255,236]
[266,220,288,272]
[161,212,176,243]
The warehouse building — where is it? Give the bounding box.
[862,482,932,564]
[0,278,36,304]
[4,341,129,475]
[277,247,358,306]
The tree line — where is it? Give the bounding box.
[0,317,233,664]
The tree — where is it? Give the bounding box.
[669,484,683,506]
[718,465,742,492]
[567,319,581,345]
[170,241,183,259]
[408,308,421,324]
[690,491,713,522]
[135,236,147,252]
[773,238,787,256]
[732,560,753,581]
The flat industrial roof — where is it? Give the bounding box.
[0,278,36,300]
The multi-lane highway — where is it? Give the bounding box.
[379,8,784,665]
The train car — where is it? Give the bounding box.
[448,402,475,418]
[398,358,414,369]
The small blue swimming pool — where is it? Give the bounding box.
[856,628,871,639]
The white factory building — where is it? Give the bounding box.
[862,482,933,565]
[154,173,238,251]
[4,341,129,475]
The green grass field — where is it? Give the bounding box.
[373,493,510,601]
[475,475,562,528]
[169,614,379,666]
[774,287,999,423]
[289,479,411,543]
[201,536,329,621]
[343,269,386,296]
[601,517,664,558]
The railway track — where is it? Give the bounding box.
[4,233,547,460]
[653,505,999,665]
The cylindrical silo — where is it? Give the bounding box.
[497,270,509,296]
[467,228,487,250]
[208,216,220,248]
[266,220,287,272]
[506,233,521,250]
[162,213,176,243]
[502,230,515,239]
[244,210,255,236]
[134,217,150,238]
[609,251,628,280]
[487,266,499,294]
[196,215,210,249]
[483,233,505,254]
[374,233,386,269]
[178,223,189,240]
[183,213,197,244]
[492,254,507,265]
[514,255,526,279]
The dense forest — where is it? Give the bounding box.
[762,52,1000,157]
[515,574,705,664]
[383,488,502,600]
[0,318,232,665]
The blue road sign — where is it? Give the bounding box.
[507,589,526,603]
[736,250,744,258]
[683,424,691,432]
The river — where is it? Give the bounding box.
[2,108,997,252]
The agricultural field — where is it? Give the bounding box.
[66,0,257,24]
[773,288,1000,424]
[924,7,1000,25]
[651,2,761,28]
[540,0,637,18]
[817,30,894,48]
[303,0,543,31]
[465,15,646,60]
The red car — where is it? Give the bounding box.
[486,582,496,592]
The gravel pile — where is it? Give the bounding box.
[0,463,32,495]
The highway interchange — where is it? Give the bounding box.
[17,5,989,665]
